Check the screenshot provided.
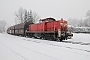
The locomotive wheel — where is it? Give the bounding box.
[40,34,43,39]
[57,39,60,42]
[49,37,53,41]
[57,38,62,42]
[65,37,67,40]
[51,37,56,41]
[60,39,62,42]
[39,36,42,39]
[29,35,32,38]
[34,36,37,38]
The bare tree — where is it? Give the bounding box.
[84,10,90,27]
[68,10,90,27]
[32,12,40,23]
[14,8,40,24]
[68,18,80,27]
[27,10,34,23]
[86,10,90,18]
[14,7,26,24]
[24,10,28,23]
[27,10,40,23]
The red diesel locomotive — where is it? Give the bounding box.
[26,18,73,41]
[7,18,73,41]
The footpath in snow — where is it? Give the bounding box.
[0,33,90,60]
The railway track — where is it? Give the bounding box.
[26,36,90,46]
[22,38,90,53]
[30,37,90,46]
[62,41,90,45]
[10,34,90,46]
[9,35,90,52]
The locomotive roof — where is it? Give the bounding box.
[40,18,56,21]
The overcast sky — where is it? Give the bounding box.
[0,0,90,26]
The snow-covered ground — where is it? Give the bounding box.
[68,33,90,43]
[0,33,90,60]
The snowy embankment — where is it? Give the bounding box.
[0,33,90,60]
